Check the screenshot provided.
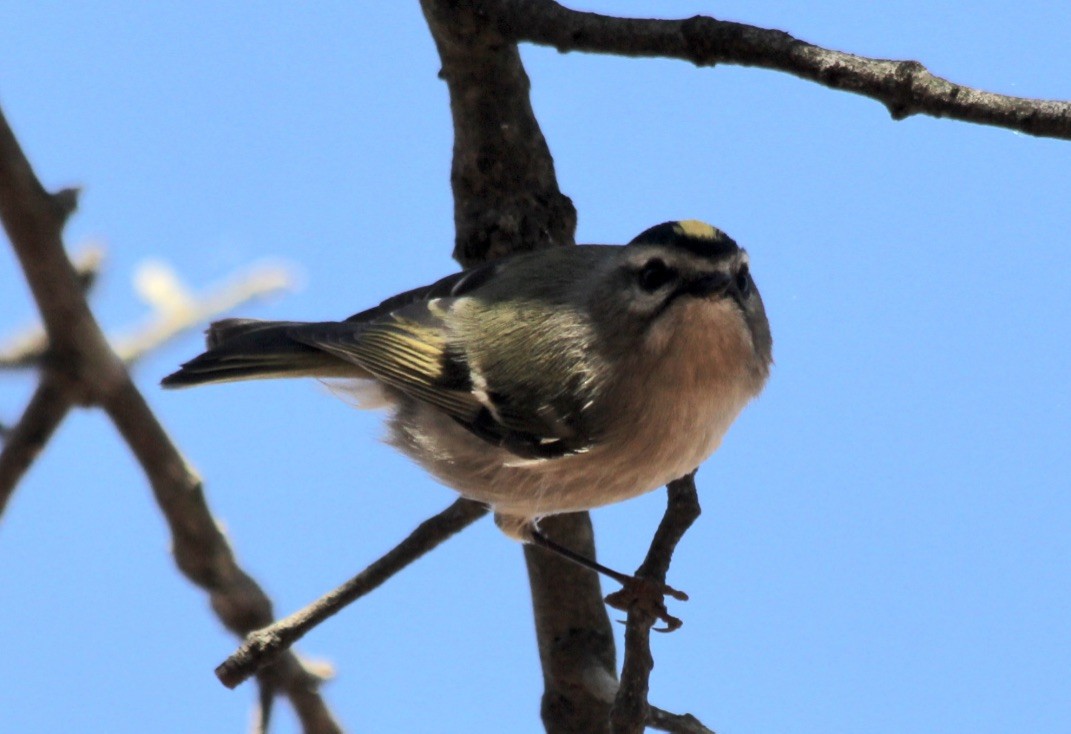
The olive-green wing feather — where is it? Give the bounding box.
[291,304,483,424]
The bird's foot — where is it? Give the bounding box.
[605,576,688,632]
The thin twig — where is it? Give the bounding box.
[216,498,489,689]
[648,705,716,734]
[1,253,290,369]
[611,473,702,734]
[493,0,1071,140]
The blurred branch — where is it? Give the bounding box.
[524,513,618,733]
[0,102,343,733]
[114,259,292,363]
[610,474,702,734]
[0,375,70,516]
[216,498,489,688]
[492,0,1071,139]
[1,254,292,369]
[0,247,103,369]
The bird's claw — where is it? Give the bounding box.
[604,576,688,632]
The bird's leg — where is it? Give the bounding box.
[528,527,688,632]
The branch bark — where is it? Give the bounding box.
[0,247,102,369]
[490,0,1071,140]
[524,513,618,733]
[420,0,577,267]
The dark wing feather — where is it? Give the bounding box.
[460,406,591,460]
[307,257,594,459]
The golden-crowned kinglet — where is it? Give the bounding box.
[164,220,772,551]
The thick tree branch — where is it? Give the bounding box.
[0,104,342,733]
[524,513,618,733]
[216,497,489,688]
[419,3,622,732]
[103,362,342,734]
[491,0,1071,140]
[420,0,577,267]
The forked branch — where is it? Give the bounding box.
[0,103,342,733]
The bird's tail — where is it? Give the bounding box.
[161,318,362,388]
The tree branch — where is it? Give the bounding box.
[1,256,291,370]
[216,498,489,688]
[0,247,102,369]
[648,705,716,734]
[114,259,292,364]
[103,378,343,734]
[524,513,618,733]
[0,375,70,516]
[492,0,1071,140]
[420,0,577,267]
[611,474,702,734]
[419,3,619,732]
[0,102,343,733]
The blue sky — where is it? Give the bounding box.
[1,3,1069,732]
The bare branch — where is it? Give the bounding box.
[0,375,71,517]
[216,498,488,689]
[1,252,290,369]
[104,379,344,733]
[524,513,618,734]
[0,246,103,369]
[420,0,577,267]
[611,474,702,734]
[0,102,344,733]
[491,0,1071,140]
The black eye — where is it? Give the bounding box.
[734,264,752,297]
[637,258,676,292]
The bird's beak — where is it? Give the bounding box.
[686,271,731,298]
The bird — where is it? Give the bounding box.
[163,220,772,619]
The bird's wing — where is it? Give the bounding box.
[291,303,483,424]
[295,288,595,460]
